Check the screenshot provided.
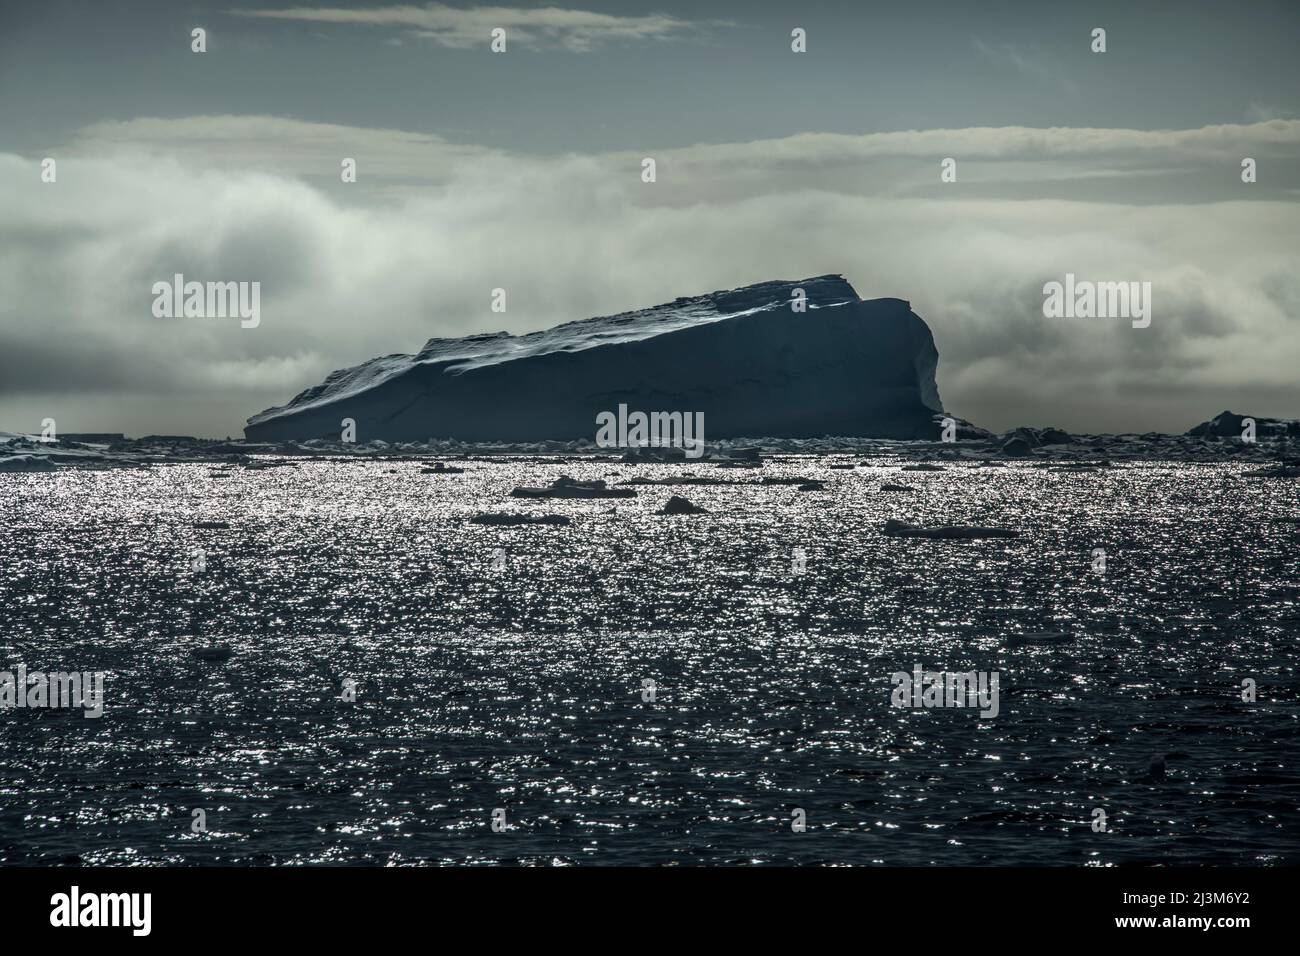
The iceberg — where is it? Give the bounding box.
[245,275,950,443]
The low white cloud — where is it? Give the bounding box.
[65,115,503,186]
[64,115,1300,176]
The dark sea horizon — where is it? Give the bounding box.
[1,456,1296,865]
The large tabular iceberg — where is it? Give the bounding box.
[244,275,950,442]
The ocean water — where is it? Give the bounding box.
[1,457,1296,866]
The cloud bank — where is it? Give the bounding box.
[2,116,1297,437]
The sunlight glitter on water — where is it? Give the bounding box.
[0,457,1296,864]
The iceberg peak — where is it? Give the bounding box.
[245,276,949,442]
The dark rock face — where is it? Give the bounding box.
[995,425,1076,457]
[510,476,636,499]
[1004,426,1074,447]
[1187,410,1300,439]
[0,455,58,472]
[1000,436,1034,457]
[244,275,954,443]
[659,495,707,515]
[939,414,996,441]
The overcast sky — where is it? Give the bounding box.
[2,0,1298,437]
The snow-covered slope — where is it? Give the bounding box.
[244,275,949,442]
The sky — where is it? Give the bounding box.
[1,0,1298,437]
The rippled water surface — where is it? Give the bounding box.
[1,457,1297,865]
